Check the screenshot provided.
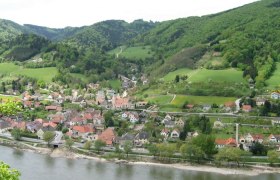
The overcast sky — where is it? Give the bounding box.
[0,0,259,28]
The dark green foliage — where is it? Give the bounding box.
[5,34,50,61]
[192,134,216,157]
[250,142,267,156]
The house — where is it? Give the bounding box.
[213,120,224,129]
[98,128,116,146]
[271,92,280,100]
[186,104,194,109]
[164,120,175,128]
[242,105,252,112]
[37,129,45,139]
[118,133,135,149]
[26,121,43,133]
[134,131,150,147]
[45,106,62,112]
[128,112,139,123]
[272,119,280,126]
[256,98,266,106]
[72,125,94,138]
[244,133,264,144]
[268,134,280,143]
[215,138,237,149]
[175,118,185,128]
[43,122,57,130]
[202,104,211,112]
[11,121,26,131]
[136,101,148,108]
[170,129,180,138]
[224,101,236,111]
[187,131,199,138]
[121,112,129,119]
[112,95,131,109]
[96,90,106,106]
[160,128,170,138]
[69,116,84,126]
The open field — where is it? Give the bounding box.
[163,68,193,81]
[108,46,153,60]
[145,95,173,105]
[170,95,236,107]
[266,62,280,89]
[0,63,57,83]
[163,68,246,83]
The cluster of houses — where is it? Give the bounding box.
[215,133,280,151]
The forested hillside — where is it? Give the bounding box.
[0,0,280,89]
[133,0,280,87]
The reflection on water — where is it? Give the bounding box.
[95,161,106,174]
[149,166,175,180]
[66,159,74,169]
[12,149,24,159]
[1,145,280,180]
[44,156,55,167]
[86,161,93,172]
[115,164,134,179]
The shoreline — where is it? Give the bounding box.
[1,142,279,176]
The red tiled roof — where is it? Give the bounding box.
[186,104,194,109]
[252,134,264,140]
[224,102,236,108]
[242,105,252,111]
[43,122,57,128]
[98,128,116,145]
[215,138,237,146]
[45,106,58,110]
[73,125,94,133]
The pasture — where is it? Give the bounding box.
[163,68,246,83]
[108,46,153,60]
[170,95,236,107]
[266,62,280,89]
[0,63,58,83]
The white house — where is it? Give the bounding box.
[271,92,280,100]
[170,129,180,138]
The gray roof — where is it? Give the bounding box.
[135,131,150,140]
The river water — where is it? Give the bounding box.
[0,146,280,180]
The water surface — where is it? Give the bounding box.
[0,146,279,180]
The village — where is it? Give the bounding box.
[1,75,280,163]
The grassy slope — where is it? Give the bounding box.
[171,95,236,107]
[109,46,153,60]
[0,63,57,83]
[163,68,246,83]
[266,62,280,89]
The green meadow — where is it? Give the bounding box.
[109,46,154,60]
[266,62,280,90]
[164,68,246,83]
[0,63,58,83]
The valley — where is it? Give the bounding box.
[1,0,280,177]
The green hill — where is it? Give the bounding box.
[133,0,280,88]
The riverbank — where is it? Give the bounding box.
[1,140,279,177]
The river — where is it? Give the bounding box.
[0,146,279,180]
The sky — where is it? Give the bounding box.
[0,0,259,28]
